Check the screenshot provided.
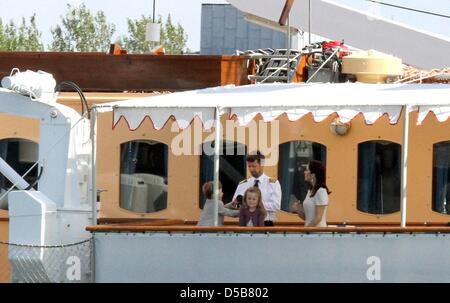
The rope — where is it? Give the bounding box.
[366,0,450,19]
[0,238,92,248]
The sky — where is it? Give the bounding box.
[0,0,449,51]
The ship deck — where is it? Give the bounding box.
[86,218,450,282]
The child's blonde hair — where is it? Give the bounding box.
[202,181,222,199]
[243,187,267,216]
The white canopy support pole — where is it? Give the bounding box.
[287,14,291,83]
[89,106,98,283]
[213,106,222,227]
[90,107,98,226]
[400,105,410,228]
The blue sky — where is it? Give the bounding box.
[0,0,449,51]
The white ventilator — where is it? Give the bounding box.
[1,69,57,104]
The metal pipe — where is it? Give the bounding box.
[153,0,156,23]
[400,105,410,227]
[248,54,298,59]
[287,15,291,83]
[308,0,312,44]
[306,47,340,83]
[213,106,222,226]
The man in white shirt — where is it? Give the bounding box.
[232,151,281,226]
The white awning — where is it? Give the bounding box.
[95,83,450,130]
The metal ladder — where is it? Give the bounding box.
[242,49,301,83]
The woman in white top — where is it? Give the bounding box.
[292,160,330,227]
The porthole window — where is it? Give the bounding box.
[120,140,168,213]
[0,139,39,210]
[357,140,401,214]
[278,141,326,212]
[200,141,247,208]
[432,141,450,214]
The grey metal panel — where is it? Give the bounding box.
[236,38,248,52]
[201,4,291,55]
[224,6,237,30]
[248,29,262,50]
[212,18,225,38]
[212,5,225,18]
[212,38,225,55]
[273,32,288,48]
[200,5,213,55]
[201,29,212,49]
[94,232,450,283]
[261,28,273,40]
[201,5,213,29]
[224,49,237,56]
[200,48,211,55]
[224,29,237,51]
[236,16,248,39]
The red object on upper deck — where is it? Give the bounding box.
[322,40,349,58]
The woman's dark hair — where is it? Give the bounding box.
[308,160,331,197]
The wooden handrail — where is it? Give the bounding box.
[100,218,450,227]
[86,224,450,233]
[96,218,185,225]
[101,219,185,227]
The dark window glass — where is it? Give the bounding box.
[433,141,450,214]
[357,141,401,214]
[200,141,247,208]
[278,141,326,212]
[120,140,168,213]
[0,139,39,210]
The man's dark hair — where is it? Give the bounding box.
[246,151,265,164]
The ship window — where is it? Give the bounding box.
[278,141,327,212]
[0,139,39,210]
[357,140,401,214]
[432,141,450,215]
[200,141,247,208]
[120,140,168,213]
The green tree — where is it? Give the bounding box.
[19,15,43,51]
[0,15,43,51]
[49,3,115,52]
[161,14,188,55]
[0,19,5,49]
[119,14,188,54]
[0,20,18,51]
[119,15,153,54]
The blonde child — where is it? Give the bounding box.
[239,187,267,227]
